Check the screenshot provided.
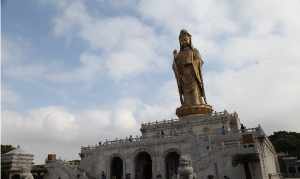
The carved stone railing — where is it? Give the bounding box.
[140,110,238,128]
[82,126,261,149]
[81,125,262,158]
[81,134,188,153]
[141,118,179,127]
[81,135,143,152]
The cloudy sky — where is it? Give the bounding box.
[2,0,300,164]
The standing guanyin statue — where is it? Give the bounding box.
[173,29,213,117]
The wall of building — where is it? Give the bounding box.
[257,138,281,179]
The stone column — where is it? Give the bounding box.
[126,156,134,179]
[152,153,160,179]
[155,153,164,179]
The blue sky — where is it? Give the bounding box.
[2,0,300,164]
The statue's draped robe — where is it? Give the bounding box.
[173,47,205,106]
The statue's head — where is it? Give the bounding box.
[179,29,192,49]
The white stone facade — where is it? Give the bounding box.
[78,111,281,179]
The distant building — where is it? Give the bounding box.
[64,160,80,169]
[1,145,34,179]
[31,165,47,179]
[31,155,82,179]
[41,154,87,179]
[278,154,300,178]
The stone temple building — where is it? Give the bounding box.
[75,30,281,179]
[79,112,280,179]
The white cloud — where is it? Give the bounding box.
[3,38,100,84]
[2,107,79,142]
[2,37,49,81]
[202,0,300,133]
[220,34,299,69]
[230,0,300,36]
[1,106,108,163]
[1,75,184,163]
[135,80,179,122]
[40,0,300,84]
[138,0,238,39]
[46,52,105,83]
[206,60,300,133]
[51,1,168,81]
[52,1,91,37]
[1,93,177,163]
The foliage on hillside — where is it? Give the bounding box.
[1,145,16,154]
[269,131,300,158]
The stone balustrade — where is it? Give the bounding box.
[140,111,237,127]
[80,126,263,159]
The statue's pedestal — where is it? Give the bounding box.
[176,104,213,117]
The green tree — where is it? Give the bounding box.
[1,144,16,154]
[269,131,300,158]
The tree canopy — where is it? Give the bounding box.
[1,145,16,154]
[269,131,300,158]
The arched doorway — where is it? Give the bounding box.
[111,156,123,179]
[165,152,180,179]
[135,152,152,179]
